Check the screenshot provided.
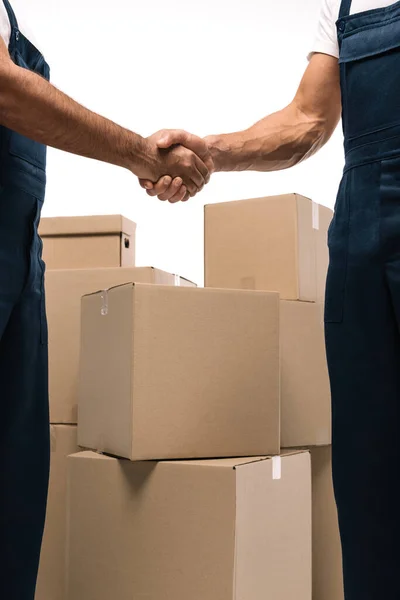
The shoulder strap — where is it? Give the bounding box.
[339,0,352,18]
[2,0,18,30]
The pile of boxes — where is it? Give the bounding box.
[35,195,343,600]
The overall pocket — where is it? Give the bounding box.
[340,17,400,138]
[324,175,350,324]
[38,228,48,346]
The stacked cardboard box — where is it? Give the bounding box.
[46,266,197,424]
[205,193,332,447]
[39,215,137,270]
[311,447,344,600]
[35,217,196,600]
[38,198,344,600]
[66,204,318,598]
[35,426,78,600]
[67,451,311,600]
[205,193,344,599]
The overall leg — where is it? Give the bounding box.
[325,163,400,600]
[0,277,50,599]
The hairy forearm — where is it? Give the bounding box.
[0,61,151,175]
[206,101,327,173]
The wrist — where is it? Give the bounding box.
[205,133,246,173]
[124,134,158,179]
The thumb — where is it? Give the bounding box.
[139,179,154,190]
[156,130,188,149]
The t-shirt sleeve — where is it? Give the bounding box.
[0,3,11,46]
[308,0,339,60]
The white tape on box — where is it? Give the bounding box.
[100,290,109,316]
[174,274,181,287]
[272,456,282,480]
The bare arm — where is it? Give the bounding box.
[0,39,212,191]
[207,53,341,172]
[143,52,341,201]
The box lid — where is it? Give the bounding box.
[69,452,308,469]
[204,193,312,212]
[39,215,136,237]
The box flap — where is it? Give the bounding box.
[39,215,136,237]
[81,275,189,299]
[68,451,113,461]
[81,282,135,299]
[204,193,312,212]
[280,449,311,458]
[166,456,272,469]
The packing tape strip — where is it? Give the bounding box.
[312,202,320,231]
[272,456,282,480]
[241,276,256,290]
[100,290,109,316]
[174,274,181,287]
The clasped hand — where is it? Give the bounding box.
[138,130,213,203]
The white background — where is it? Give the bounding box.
[12,0,344,285]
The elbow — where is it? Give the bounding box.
[292,100,340,161]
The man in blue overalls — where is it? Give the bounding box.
[0,1,213,598]
[144,1,400,597]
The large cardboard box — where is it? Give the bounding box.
[281,301,331,447]
[204,194,332,301]
[78,284,280,460]
[46,267,192,424]
[66,451,312,600]
[35,425,78,600]
[39,215,136,270]
[311,447,344,600]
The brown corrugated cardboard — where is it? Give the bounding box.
[78,284,280,460]
[66,451,311,600]
[311,447,344,600]
[174,274,197,287]
[39,215,136,269]
[281,300,331,447]
[46,267,193,424]
[204,194,330,302]
[35,425,78,600]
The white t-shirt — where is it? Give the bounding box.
[0,2,11,46]
[312,0,396,58]
[0,2,38,49]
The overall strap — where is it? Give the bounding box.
[2,0,18,30]
[339,0,352,18]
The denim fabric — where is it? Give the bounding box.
[0,1,51,598]
[326,1,400,598]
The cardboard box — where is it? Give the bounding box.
[311,447,344,600]
[281,301,331,447]
[66,451,312,600]
[46,267,193,424]
[35,425,78,600]
[78,284,280,460]
[204,194,332,302]
[39,215,136,270]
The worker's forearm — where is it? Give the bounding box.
[0,62,152,176]
[206,102,326,173]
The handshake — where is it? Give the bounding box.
[136,129,217,204]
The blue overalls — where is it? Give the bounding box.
[325,0,400,598]
[0,1,50,598]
